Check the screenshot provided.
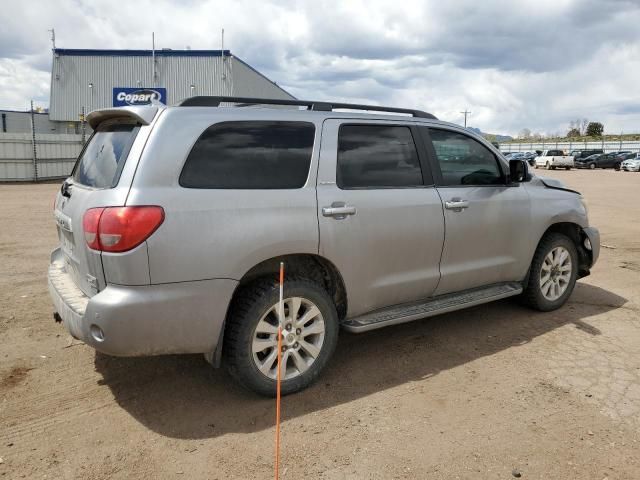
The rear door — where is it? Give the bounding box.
[421,127,531,295]
[317,119,445,318]
[54,121,140,295]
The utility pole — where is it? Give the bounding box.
[48,28,56,50]
[620,130,623,150]
[152,32,156,87]
[460,109,471,128]
[30,100,38,182]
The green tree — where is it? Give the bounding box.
[586,122,604,137]
[567,128,581,137]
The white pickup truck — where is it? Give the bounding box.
[534,149,574,170]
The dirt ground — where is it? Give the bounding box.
[1,169,639,479]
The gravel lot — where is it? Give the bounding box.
[1,169,639,479]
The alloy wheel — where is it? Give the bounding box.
[252,297,326,380]
[539,246,572,301]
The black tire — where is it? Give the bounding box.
[224,277,339,396]
[589,163,596,169]
[565,167,571,170]
[521,233,578,312]
[614,163,621,171]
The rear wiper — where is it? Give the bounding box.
[61,179,72,198]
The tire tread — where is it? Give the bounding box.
[223,276,338,396]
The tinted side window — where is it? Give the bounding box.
[337,125,423,189]
[180,121,315,189]
[72,123,139,188]
[428,129,503,186]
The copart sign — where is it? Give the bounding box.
[113,87,167,106]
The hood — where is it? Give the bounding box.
[529,174,581,195]
[536,176,565,188]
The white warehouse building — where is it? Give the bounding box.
[0,48,296,181]
[49,48,295,131]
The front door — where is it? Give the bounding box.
[317,120,445,318]
[421,127,532,296]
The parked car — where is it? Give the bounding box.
[522,152,537,166]
[621,153,640,172]
[504,152,524,160]
[575,154,601,169]
[613,151,635,163]
[48,97,599,396]
[569,149,603,160]
[575,152,622,170]
[534,150,574,170]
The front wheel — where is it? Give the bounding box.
[521,233,578,311]
[546,162,551,170]
[614,163,621,171]
[565,167,571,170]
[589,163,596,169]
[224,277,339,396]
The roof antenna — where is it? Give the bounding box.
[48,28,56,50]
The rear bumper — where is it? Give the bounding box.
[48,248,238,356]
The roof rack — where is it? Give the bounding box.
[177,96,437,119]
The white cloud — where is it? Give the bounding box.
[0,0,639,135]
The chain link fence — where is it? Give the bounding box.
[500,139,640,153]
[0,132,84,182]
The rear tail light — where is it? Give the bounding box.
[82,206,164,252]
[83,207,104,250]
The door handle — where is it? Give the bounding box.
[322,204,357,219]
[444,199,469,211]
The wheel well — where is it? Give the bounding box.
[538,222,592,278]
[234,254,347,320]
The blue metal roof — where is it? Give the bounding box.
[53,48,231,57]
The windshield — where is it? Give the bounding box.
[72,122,139,188]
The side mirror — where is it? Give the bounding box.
[509,159,527,183]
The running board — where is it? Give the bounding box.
[342,282,523,333]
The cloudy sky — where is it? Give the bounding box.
[1,0,639,136]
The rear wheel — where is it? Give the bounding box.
[565,167,571,170]
[521,233,578,311]
[224,277,339,396]
[589,163,596,169]
[614,163,621,171]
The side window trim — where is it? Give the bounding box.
[336,122,434,190]
[420,126,508,188]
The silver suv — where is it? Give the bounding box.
[49,96,600,396]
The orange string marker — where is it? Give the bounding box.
[274,261,284,480]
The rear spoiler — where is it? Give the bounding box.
[86,105,159,129]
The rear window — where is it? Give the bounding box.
[337,125,424,189]
[180,121,315,189]
[72,122,139,188]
